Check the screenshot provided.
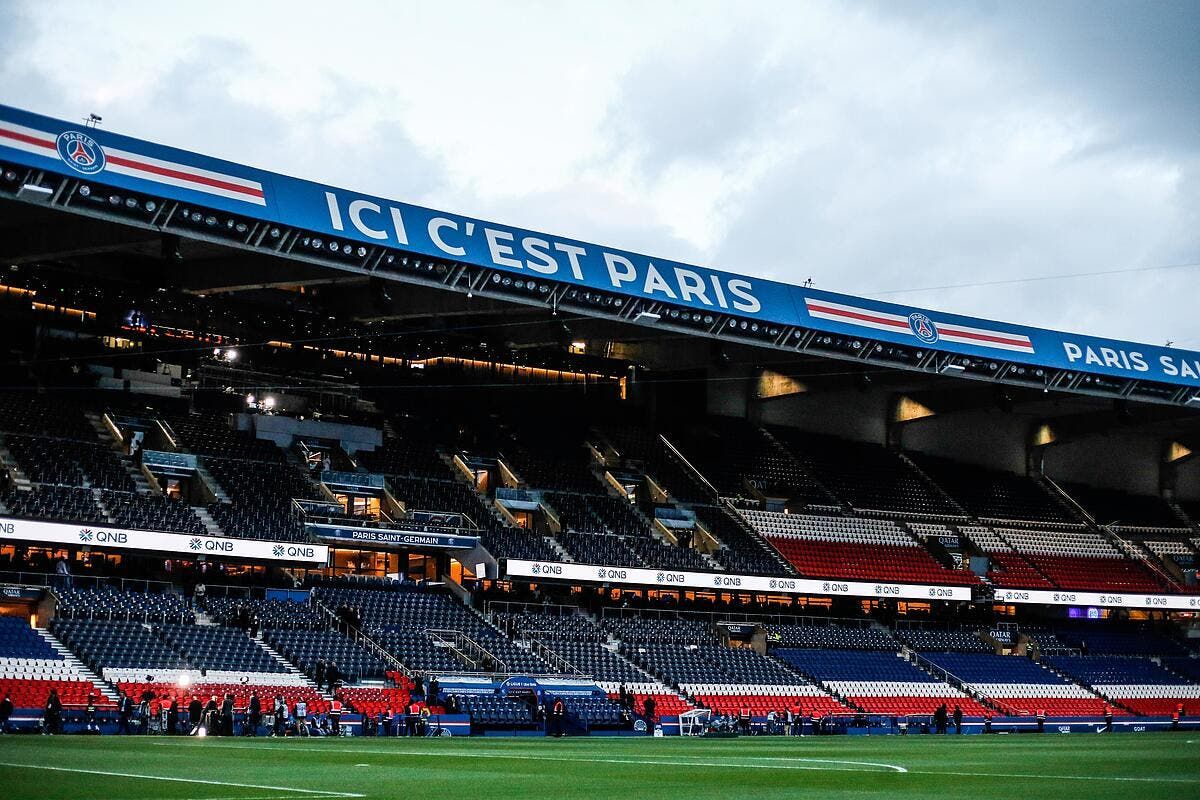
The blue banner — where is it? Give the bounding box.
[3,103,1198,388]
[307,522,478,550]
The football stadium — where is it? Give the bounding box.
[0,93,1198,798]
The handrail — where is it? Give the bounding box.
[426,628,508,673]
[658,434,719,500]
[525,635,586,677]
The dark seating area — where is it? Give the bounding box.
[4,433,135,492]
[767,623,898,651]
[315,585,552,674]
[0,615,62,660]
[895,628,991,653]
[165,413,286,462]
[770,428,961,518]
[540,639,649,683]
[906,453,1073,523]
[100,490,206,534]
[668,418,833,506]
[158,623,285,673]
[600,424,714,504]
[602,615,718,644]
[693,504,793,576]
[1059,482,1186,529]
[263,628,388,683]
[205,456,321,542]
[1,484,105,524]
[203,597,327,631]
[493,608,605,641]
[0,392,96,440]
[55,586,193,623]
[51,619,191,671]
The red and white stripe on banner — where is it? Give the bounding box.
[0,120,266,206]
[804,297,1035,354]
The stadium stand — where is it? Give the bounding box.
[769,428,962,518]
[921,652,1120,717]
[1045,655,1200,716]
[0,615,114,710]
[205,456,320,542]
[742,510,979,585]
[905,454,1074,524]
[774,648,991,716]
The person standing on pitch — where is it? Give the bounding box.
[247,691,261,736]
[43,688,62,735]
[0,692,12,734]
[118,692,134,735]
[188,695,203,735]
[952,704,962,734]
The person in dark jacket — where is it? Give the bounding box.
[221,693,235,736]
[952,705,963,734]
[118,693,134,735]
[43,689,63,735]
[427,676,440,707]
[644,696,657,727]
[247,692,262,736]
[315,659,327,692]
[0,693,12,734]
[327,662,340,693]
[188,696,203,734]
[167,698,180,735]
[203,696,219,733]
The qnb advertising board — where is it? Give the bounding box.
[0,517,329,565]
[994,587,1200,611]
[3,104,1200,389]
[307,522,479,551]
[505,560,972,602]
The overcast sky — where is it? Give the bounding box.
[2,0,1197,346]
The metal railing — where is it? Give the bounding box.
[426,628,508,673]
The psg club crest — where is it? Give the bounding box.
[908,312,939,344]
[55,130,106,175]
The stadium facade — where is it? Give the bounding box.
[0,103,1197,738]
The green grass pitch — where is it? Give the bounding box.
[1,733,1197,800]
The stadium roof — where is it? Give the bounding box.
[2,103,1200,408]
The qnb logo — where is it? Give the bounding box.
[189,538,204,551]
[272,545,286,558]
[875,585,900,596]
[822,582,849,593]
[657,572,684,584]
[770,579,796,590]
[56,130,106,175]
[78,528,94,543]
[908,312,939,344]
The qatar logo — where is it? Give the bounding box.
[56,130,106,175]
[908,312,939,344]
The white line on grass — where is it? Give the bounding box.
[148,741,906,774]
[907,769,1199,785]
[0,763,366,798]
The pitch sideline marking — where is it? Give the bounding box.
[148,740,906,773]
[0,763,366,798]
